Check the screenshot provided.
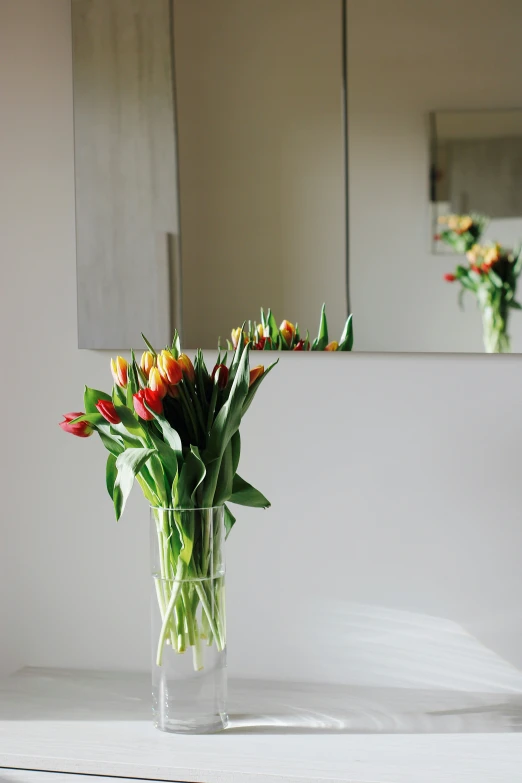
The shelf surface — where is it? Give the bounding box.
[1,667,522,782]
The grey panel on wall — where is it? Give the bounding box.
[72,0,180,349]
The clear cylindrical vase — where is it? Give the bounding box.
[150,505,227,733]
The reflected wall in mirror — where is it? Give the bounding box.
[72,0,347,350]
[73,0,522,353]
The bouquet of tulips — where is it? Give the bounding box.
[436,213,489,255]
[438,214,522,353]
[227,304,354,352]
[60,332,276,669]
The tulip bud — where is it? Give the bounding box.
[157,350,183,386]
[256,323,265,339]
[293,340,306,351]
[133,388,163,420]
[231,327,242,349]
[279,320,295,346]
[178,353,195,383]
[443,273,456,282]
[325,341,339,351]
[95,399,121,424]
[110,356,128,388]
[212,363,229,389]
[59,412,93,438]
[148,367,168,399]
[167,384,181,399]
[249,365,264,387]
[140,351,155,379]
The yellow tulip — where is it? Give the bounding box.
[157,350,182,386]
[178,353,195,383]
[325,341,339,351]
[231,327,242,349]
[110,356,128,388]
[140,351,155,379]
[279,320,295,346]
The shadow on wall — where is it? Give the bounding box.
[3,603,522,735]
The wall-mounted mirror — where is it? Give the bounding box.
[431,110,522,255]
[72,0,347,350]
[73,0,522,353]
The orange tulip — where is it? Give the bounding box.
[279,320,295,346]
[178,353,195,383]
[110,356,128,388]
[157,350,182,386]
[325,341,339,351]
[148,367,168,399]
[249,365,264,386]
[167,384,181,399]
[140,351,155,379]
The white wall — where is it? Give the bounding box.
[2,0,522,694]
[349,0,522,353]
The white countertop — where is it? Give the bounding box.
[1,667,522,782]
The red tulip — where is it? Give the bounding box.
[95,399,121,425]
[293,340,306,351]
[133,388,163,420]
[59,412,93,438]
[212,363,229,389]
[249,365,264,386]
[443,273,456,282]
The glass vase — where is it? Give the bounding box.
[150,506,227,733]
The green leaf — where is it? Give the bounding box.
[176,445,207,508]
[509,300,522,309]
[312,303,329,351]
[206,348,250,462]
[114,404,146,438]
[229,474,271,508]
[149,432,179,484]
[171,329,181,358]
[231,430,241,475]
[98,429,124,456]
[224,504,236,538]
[84,386,112,415]
[338,313,354,351]
[213,440,234,506]
[113,448,155,520]
[112,384,126,406]
[141,333,157,357]
[174,446,207,564]
[266,309,278,341]
[148,453,168,507]
[489,269,503,288]
[106,453,117,499]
